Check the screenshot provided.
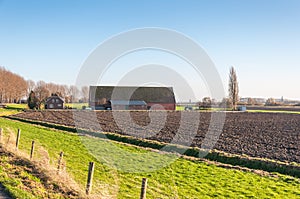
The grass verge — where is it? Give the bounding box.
[0,146,80,199]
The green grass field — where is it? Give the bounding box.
[5,103,27,109]
[247,110,300,114]
[0,116,299,198]
[0,104,26,116]
[65,103,88,109]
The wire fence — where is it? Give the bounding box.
[0,127,172,199]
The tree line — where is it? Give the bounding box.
[0,67,27,103]
[5,65,288,109]
[28,80,89,103]
[0,67,89,104]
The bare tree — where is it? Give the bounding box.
[34,81,50,102]
[57,85,66,97]
[265,98,277,106]
[219,97,232,109]
[26,80,35,96]
[0,67,92,106]
[0,67,27,103]
[199,97,212,109]
[67,85,80,103]
[81,86,89,103]
[247,98,257,105]
[228,66,239,111]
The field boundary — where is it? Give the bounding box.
[4,115,300,178]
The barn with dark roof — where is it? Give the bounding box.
[89,86,176,110]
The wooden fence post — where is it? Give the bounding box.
[16,129,21,150]
[86,162,95,195]
[140,178,148,199]
[57,151,64,173]
[30,141,35,159]
[0,128,2,143]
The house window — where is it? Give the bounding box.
[57,104,62,107]
[56,99,60,103]
[52,99,55,103]
[49,104,54,109]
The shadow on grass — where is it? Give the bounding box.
[5,107,25,111]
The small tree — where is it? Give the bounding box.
[34,81,50,103]
[27,91,39,109]
[228,66,239,111]
[199,97,212,109]
[247,98,257,105]
[81,86,89,103]
[265,98,278,106]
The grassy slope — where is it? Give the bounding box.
[0,147,80,199]
[0,117,299,198]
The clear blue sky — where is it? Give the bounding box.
[0,0,299,100]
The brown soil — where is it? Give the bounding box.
[14,110,300,163]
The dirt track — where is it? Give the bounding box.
[13,110,300,163]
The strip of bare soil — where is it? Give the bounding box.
[12,111,300,164]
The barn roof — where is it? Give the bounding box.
[90,86,175,104]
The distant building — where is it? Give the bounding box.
[89,86,176,110]
[45,95,64,109]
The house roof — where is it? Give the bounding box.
[109,100,147,106]
[45,96,64,103]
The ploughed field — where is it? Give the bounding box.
[13,110,300,163]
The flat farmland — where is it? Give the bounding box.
[12,110,300,163]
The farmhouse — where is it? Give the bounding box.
[45,95,64,109]
[89,86,176,110]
